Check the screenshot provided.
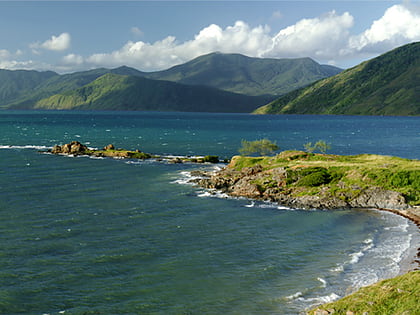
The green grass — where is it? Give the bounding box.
[228,151,420,205]
[307,271,420,315]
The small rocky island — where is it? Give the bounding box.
[47,141,220,164]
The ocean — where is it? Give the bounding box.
[1,111,419,315]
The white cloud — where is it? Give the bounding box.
[31,32,71,53]
[85,21,272,71]
[265,11,354,59]
[83,13,355,71]
[348,4,420,53]
[62,53,84,65]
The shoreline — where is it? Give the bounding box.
[187,152,420,311]
[376,206,420,271]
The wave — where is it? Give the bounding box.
[284,291,303,301]
[0,144,51,150]
[349,238,374,264]
[297,292,341,305]
[317,277,327,288]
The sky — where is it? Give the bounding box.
[0,0,419,73]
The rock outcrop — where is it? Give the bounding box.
[46,141,220,164]
[51,141,88,155]
[193,163,410,211]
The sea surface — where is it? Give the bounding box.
[1,111,419,315]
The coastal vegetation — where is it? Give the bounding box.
[227,151,420,206]
[193,150,420,211]
[238,138,279,156]
[254,41,420,116]
[304,140,331,154]
[308,271,420,315]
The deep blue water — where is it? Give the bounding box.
[1,111,419,314]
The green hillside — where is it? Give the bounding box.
[34,73,270,112]
[0,69,57,108]
[144,52,342,96]
[254,42,420,116]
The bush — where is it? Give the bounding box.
[286,167,332,187]
[239,139,279,156]
[297,171,331,187]
[303,140,331,154]
[390,170,420,189]
[202,155,219,163]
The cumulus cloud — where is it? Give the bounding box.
[31,32,71,53]
[347,4,420,53]
[265,10,354,59]
[81,12,356,71]
[84,21,272,71]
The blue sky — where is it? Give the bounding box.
[1,1,419,73]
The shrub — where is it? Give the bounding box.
[239,139,279,156]
[303,140,331,154]
[297,169,331,187]
[202,155,219,163]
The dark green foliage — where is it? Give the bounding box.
[202,155,220,163]
[239,139,279,156]
[128,151,152,159]
[366,169,420,204]
[26,73,269,113]
[144,52,341,96]
[255,42,420,116]
[390,170,420,189]
[0,69,58,107]
[297,171,331,187]
[0,52,342,111]
[287,167,332,187]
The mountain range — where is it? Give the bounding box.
[1,43,418,115]
[0,53,341,112]
[254,42,420,116]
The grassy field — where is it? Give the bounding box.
[307,271,420,315]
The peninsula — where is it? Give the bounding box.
[192,150,419,211]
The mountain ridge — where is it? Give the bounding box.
[254,42,420,116]
[143,52,342,96]
[0,53,342,112]
[33,73,272,113]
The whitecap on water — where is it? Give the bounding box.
[0,144,51,150]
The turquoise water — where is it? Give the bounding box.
[1,111,419,314]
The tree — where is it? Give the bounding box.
[303,140,331,154]
[239,139,279,156]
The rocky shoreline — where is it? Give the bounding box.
[189,152,420,268]
[44,141,221,164]
[191,163,411,211]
